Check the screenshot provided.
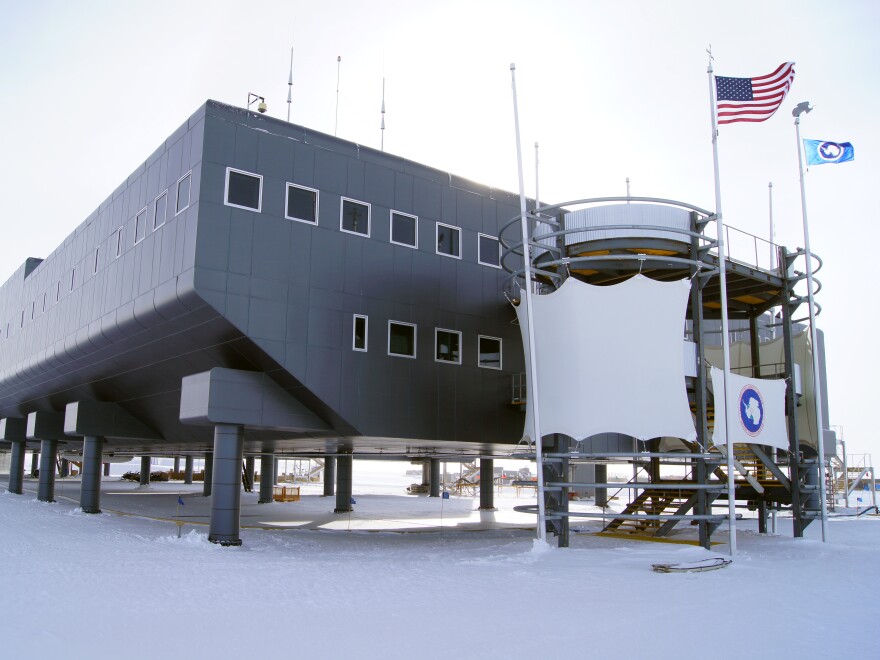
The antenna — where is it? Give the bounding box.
[534,142,539,210]
[381,77,386,151]
[626,177,631,201]
[287,45,293,122]
[335,55,342,136]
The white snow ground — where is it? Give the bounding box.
[1,465,879,660]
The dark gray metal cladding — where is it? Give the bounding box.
[0,100,526,458]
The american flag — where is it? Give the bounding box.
[715,62,795,124]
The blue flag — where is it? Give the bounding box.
[178,496,185,506]
[804,139,854,165]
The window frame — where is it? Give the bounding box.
[339,196,371,238]
[478,233,501,268]
[285,182,320,225]
[387,320,417,359]
[175,171,192,215]
[434,328,462,366]
[224,167,263,212]
[153,190,168,230]
[390,210,418,249]
[478,335,503,370]
[352,314,368,352]
[134,207,147,244]
[436,222,462,259]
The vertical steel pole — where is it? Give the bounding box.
[510,63,547,543]
[794,116,828,540]
[707,58,737,556]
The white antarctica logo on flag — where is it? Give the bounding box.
[739,385,764,436]
[817,142,844,162]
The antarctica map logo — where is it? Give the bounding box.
[739,385,765,436]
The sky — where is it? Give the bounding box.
[1,0,877,455]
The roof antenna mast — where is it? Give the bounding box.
[381,77,386,151]
[287,45,294,123]
[335,55,342,136]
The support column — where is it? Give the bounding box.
[30,451,39,477]
[334,451,353,513]
[103,462,110,477]
[184,455,194,484]
[689,211,713,549]
[60,458,70,478]
[203,452,213,496]
[595,463,608,508]
[173,456,181,474]
[479,458,496,510]
[139,456,151,486]
[258,453,274,503]
[208,424,244,546]
[8,441,26,494]
[80,436,104,514]
[245,455,255,489]
[429,458,441,497]
[2,418,27,495]
[323,456,336,497]
[38,440,58,502]
[781,247,804,537]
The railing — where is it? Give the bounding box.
[703,221,781,274]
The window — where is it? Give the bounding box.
[30,301,35,320]
[435,328,461,365]
[436,222,461,258]
[70,269,76,291]
[340,197,370,236]
[42,292,47,313]
[224,167,262,211]
[93,247,100,274]
[390,211,417,248]
[478,233,501,268]
[286,183,319,224]
[478,335,502,369]
[353,315,368,351]
[115,228,123,258]
[176,171,192,214]
[153,191,167,229]
[388,321,416,358]
[56,281,61,302]
[135,208,147,244]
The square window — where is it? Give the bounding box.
[135,208,147,244]
[478,335,502,369]
[388,321,416,358]
[153,191,167,229]
[478,233,501,268]
[115,228,123,258]
[436,222,461,258]
[340,197,370,236]
[435,328,461,365]
[390,211,417,248]
[286,183,319,224]
[176,172,192,214]
[353,315,368,351]
[225,167,262,211]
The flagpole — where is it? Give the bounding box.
[287,45,294,123]
[794,110,829,541]
[510,63,547,544]
[707,54,737,556]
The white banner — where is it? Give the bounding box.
[710,367,789,450]
[517,275,695,442]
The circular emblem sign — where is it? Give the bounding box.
[739,385,764,437]
[817,141,843,162]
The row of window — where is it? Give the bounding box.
[351,314,502,369]
[225,167,502,268]
[3,172,194,339]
